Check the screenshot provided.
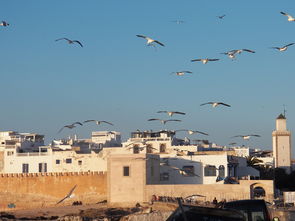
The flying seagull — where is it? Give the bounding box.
[200,102,231,108]
[171,20,185,24]
[56,185,77,205]
[0,21,9,26]
[136,35,165,47]
[171,71,193,76]
[55,38,83,47]
[217,15,226,19]
[148,118,181,124]
[58,122,83,133]
[168,165,200,177]
[176,129,209,136]
[83,120,114,126]
[191,58,219,64]
[157,111,186,116]
[232,135,261,140]
[271,43,294,52]
[221,49,255,60]
[280,12,295,22]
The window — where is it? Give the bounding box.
[22,164,29,173]
[218,165,225,178]
[66,158,72,164]
[160,172,169,181]
[160,144,166,153]
[39,163,47,173]
[7,151,14,156]
[204,165,216,176]
[78,160,82,165]
[123,166,130,176]
[133,145,140,154]
[56,159,60,164]
[146,144,153,153]
[182,166,195,177]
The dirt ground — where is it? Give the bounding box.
[0,202,177,220]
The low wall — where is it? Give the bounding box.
[145,180,273,203]
[0,171,107,211]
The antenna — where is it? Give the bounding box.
[283,104,287,117]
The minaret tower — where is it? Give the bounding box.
[272,114,292,173]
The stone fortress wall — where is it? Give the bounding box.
[0,171,107,210]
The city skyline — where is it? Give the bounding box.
[0,0,295,156]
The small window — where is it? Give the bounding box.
[7,151,14,156]
[182,166,195,177]
[160,144,166,153]
[204,165,217,176]
[133,145,140,154]
[66,158,72,164]
[56,159,60,164]
[146,144,153,153]
[78,160,82,165]
[218,165,225,178]
[22,164,29,173]
[160,172,169,181]
[123,166,130,176]
[39,163,47,173]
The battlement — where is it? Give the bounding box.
[0,171,106,178]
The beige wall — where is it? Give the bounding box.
[0,171,107,211]
[145,180,273,203]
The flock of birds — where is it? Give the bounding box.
[1,9,294,147]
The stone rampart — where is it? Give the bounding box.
[0,171,107,211]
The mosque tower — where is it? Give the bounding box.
[272,114,292,173]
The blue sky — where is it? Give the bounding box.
[1,0,295,156]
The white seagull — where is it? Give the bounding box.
[221,49,255,59]
[58,122,83,133]
[83,120,114,126]
[191,58,219,64]
[167,165,199,177]
[200,102,231,108]
[176,129,209,136]
[136,35,165,47]
[56,185,77,205]
[280,12,295,22]
[55,38,83,47]
[148,118,181,124]
[232,134,261,140]
[171,71,193,76]
[157,111,186,116]
[271,43,294,52]
[0,21,9,26]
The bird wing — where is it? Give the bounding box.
[200,102,212,106]
[83,120,96,123]
[284,43,295,47]
[55,38,70,42]
[157,111,167,113]
[271,47,280,50]
[242,49,255,53]
[136,35,147,39]
[218,102,231,107]
[249,134,261,137]
[73,40,83,47]
[280,11,288,16]
[100,121,114,126]
[73,122,83,126]
[191,59,202,62]
[175,129,187,132]
[148,118,160,121]
[174,111,186,115]
[232,135,243,138]
[167,119,181,122]
[67,184,77,197]
[194,130,209,136]
[56,196,68,205]
[208,59,220,61]
[154,40,165,46]
[183,71,192,73]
